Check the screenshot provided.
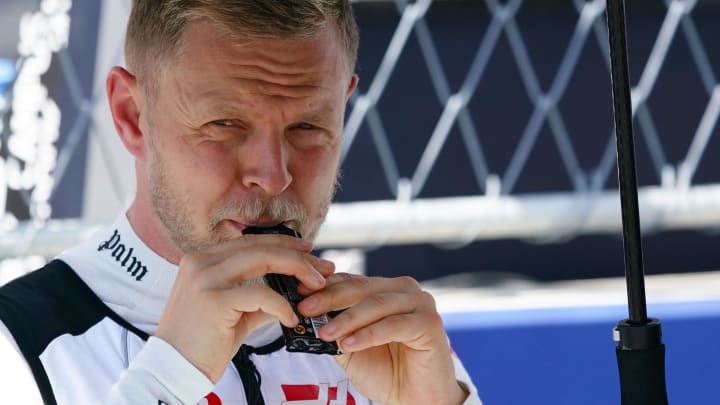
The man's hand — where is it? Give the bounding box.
[155,234,334,383]
[297,273,469,405]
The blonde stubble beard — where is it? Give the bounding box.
[146,138,340,255]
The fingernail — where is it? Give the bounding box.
[342,335,356,347]
[302,296,317,310]
[322,321,337,336]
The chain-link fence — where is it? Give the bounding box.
[1,0,719,280]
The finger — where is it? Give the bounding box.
[310,256,336,277]
[316,290,433,342]
[199,247,330,290]
[335,312,443,353]
[285,254,335,282]
[236,311,278,337]
[298,274,421,316]
[322,273,421,293]
[296,258,335,295]
[216,284,299,327]
[186,234,314,268]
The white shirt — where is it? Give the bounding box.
[0,214,481,404]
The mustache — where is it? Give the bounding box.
[210,196,309,230]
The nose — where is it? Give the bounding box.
[239,130,293,195]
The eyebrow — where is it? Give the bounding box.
[201,99,341,127]
[298,103,339,126]
[214,104,247,117]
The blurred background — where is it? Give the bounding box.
[1,0,719,404]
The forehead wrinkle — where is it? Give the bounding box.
[200,73,330,100]
[230,62,328,88]
[244,79,322,99]
[163,66,342,121]
[180,56,332,99]
[234,35,339,68]
[227,33,350,82]
[197,90,339,124]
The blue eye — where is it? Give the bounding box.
[297,123,315,130]
[211,119,234,127]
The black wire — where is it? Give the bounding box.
[606,0,648,324]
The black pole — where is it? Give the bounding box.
[605,0,669,404]
[606,0,647,325]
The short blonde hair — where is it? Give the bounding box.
[125,0,358,89]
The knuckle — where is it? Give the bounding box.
[419,290,436,306]
[294,250,307,262]
[296,252,314,273]
[348,274,372,290]
[364,325,378,345]
[397,275,421,291]
[337,306,357,324]
[178,254,212,279]
[308,289,328,306]
[368,292,389,309]
[417,290,439,314]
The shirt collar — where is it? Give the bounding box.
[58,213,282,345]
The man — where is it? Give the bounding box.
[0,1,481,404]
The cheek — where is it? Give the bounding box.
[290,148,339,197]
[166,139,238,197]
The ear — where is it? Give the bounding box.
[345,74,359,102]
[106,66,145,160]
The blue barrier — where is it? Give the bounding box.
[444,301,720,405]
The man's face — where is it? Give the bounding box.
[138,20,356,254]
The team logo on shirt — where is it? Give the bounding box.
[97,229,148,281]
[177,381,356,405]
[282,380,356,405]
